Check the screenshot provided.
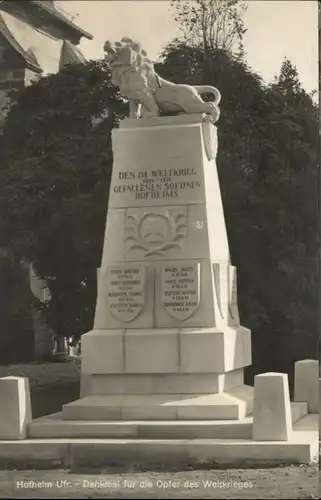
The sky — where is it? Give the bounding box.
[56,0,318,94]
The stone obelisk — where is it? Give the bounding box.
[62,37,252,421]
[63,112,252,421]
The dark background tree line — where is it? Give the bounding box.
[0,0,318,387]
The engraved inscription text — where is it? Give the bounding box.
[106,264,146,322]
[162,263,200,321]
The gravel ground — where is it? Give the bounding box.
[0,465,318,499]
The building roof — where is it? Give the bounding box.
[0,13,42,73]
[0,1,93,44]
[31,1,93,41]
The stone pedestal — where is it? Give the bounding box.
[0,377,32,439]
[252,373,292,441]
[64,114,252,421]
[294,359,319,414]
[319,378,321,433]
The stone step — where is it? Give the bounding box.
[3,416,319,468]
[28,413,253,439]
[62,386,254,421]
[28,401,307,440]
[62,390,306,423]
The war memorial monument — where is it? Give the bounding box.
[0,37,318,467]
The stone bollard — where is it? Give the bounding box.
[319,378,321,434]
[294,359,319,414]
[252,372,292,441]
[0,377,32,439]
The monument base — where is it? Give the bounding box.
[80,327,251,377]
[0,413,316,468]
[62,386,253,421]
[69,326,252,421]
[1,361,317,468]
[26,401,310,439]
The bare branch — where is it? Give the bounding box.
[171,0,247,56]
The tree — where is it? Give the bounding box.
[0,250,36,364]
[0,59,127,338]
[171,0,248,61]
[156,41,318,385]
[248,59,319,376]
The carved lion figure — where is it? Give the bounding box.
[104,37,221,122]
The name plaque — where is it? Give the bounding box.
[106,264,146,322]
[162,263,200,321]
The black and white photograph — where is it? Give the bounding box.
[0,0,319,498]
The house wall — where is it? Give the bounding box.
[1,11,63,75]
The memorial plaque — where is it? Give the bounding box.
[162,263,200,321]
[106,264,146,322]
[109,166,203,208]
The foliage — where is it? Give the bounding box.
[171,0,248,58]
[156,45,318,379]
[0,59,127,338]
[0,251,36,364]
[249,58,319,375]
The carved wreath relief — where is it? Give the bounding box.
[126,208,187,257]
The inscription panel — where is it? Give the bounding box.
[106,264,146,323]
[162,263,201,321]
[109,167,203,208]
[109,124,207,208]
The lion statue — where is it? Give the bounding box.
[104,37,221,122]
